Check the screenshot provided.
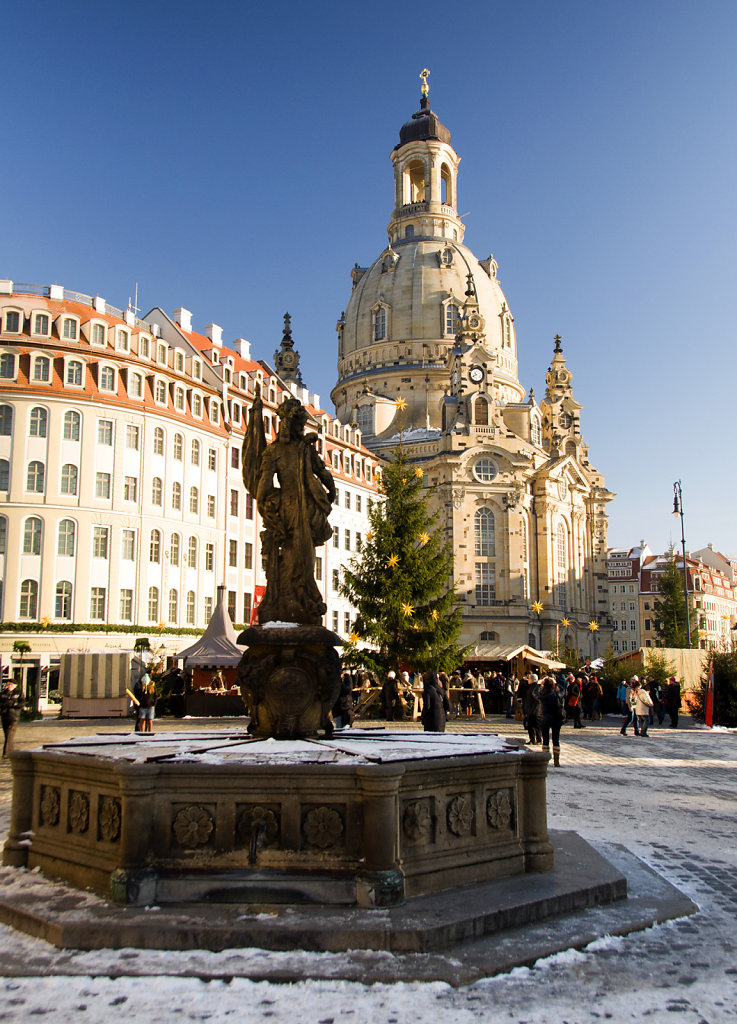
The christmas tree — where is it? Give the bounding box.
[341,405,465,672]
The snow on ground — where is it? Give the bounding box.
[1,717,736,1022]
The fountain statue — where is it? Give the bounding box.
[237,388,342,738]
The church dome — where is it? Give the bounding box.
[396,96,452,148]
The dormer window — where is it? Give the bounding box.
[157,343,167,365]
[0,354,16,379]
[65,359,84,386]
[90,322,106,346]
[61,317,79,341]
[192,392,202,417]
[155,378,167,404]
[175,351,185,373]
[175,386,185,411]
[211,350,220,364]
[99,365,116,392]
[32,313,50,337]
[138,335,150,359]
[32,356,51,383]
[116,329,129,352]
[192,359,202,379]
[210,401,219,425]
[3,309,22,333]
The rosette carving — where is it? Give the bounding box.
[403,801,432,842]
[40,785,60,827]
[172,805,214,848]
[303,806,343,850]
[68,791,89,834]
[487,790,513,830]
[236,805,279,847]
[446,796,474,837]
[98,796,122,842]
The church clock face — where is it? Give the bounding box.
[467,313,482,332]
[469,365,484,384]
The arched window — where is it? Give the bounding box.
[29,407,47,437]
[0,516,6,555]
[26,461,45,493]
[0,353,15,378]
[187,536,197,568]
[170,533,180,567]
[66,360,83,386]
[153,427,165,456]
[405,225,415,238]
[0,405,12,435]
[521,517,528,562]
[148,586,159,622]
[479,630,497,642]
[150,529,161,563]
[173,433,183,460]
[189,486,199,514]
[186,591,196,625]
[23,517,42,554]
[172,481,182,510]
[474,397,488,425]
[63,410,80,440]
[19,580,38,619]
[0,459,8,491]
[60,464,78,495]
[168,588,178,623]
[440,163,452,205]
[373,306,386,342]
[152,477,163,506]
[474,508,495,557]
[55,581,73,620]
[531,417,542,447]
[99,366,116,392]
[445,303,459,335]
[33,357,51,382]
[57,519,76,556]
[555,521,567,611]
[191,439,200,466]
[407,159,425,202]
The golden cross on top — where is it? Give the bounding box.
[420,68,430,96]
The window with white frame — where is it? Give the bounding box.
[60,463,78,495]
[23,517,42,554]
[26,460,45,492]
[125,424,140,450]
[175,387,185,411]
[57,519,75,556]
[155,379,167,404]
[173,434,183,460]
[205,543,214,571]
[116,329,129,352]
[208,449,216,471]
[55,581,73,620]
[168,588,178,623]
[157,343,167,365]
[66,360,83,386]
[148,586,159,622]
[152,477,162,505]
[20,580,39,619]
[187,537,197,569]
[170,533,180,566]
[120,590,133,622]
[150,529,161,563]
[121,529,135,560]
[138,335,150,358]
[99,365,116,392]
[187,591,196,624]
[190,487,199,514]
[123,476,137,502]
[90,322,106,346]
[29,407,47,437]
[192,393,202,417]
[129,372,143,398]
[172,481,182,510]
[92,526,109,559]
[61,317,78,340]
[97,419,113,445]
[32,357,51,383]
[153,427,164,456]
[175,351,185,373]
[33,313,50,337]
[191,439,200,465]
[0,354,15,379]
[3,310,21,333]
[95,472,111,498]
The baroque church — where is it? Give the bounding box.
[330,77,613,659]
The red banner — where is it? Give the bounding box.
[250,586,266,626]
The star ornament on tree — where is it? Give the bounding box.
[561,617,570,628]
[418,531,430,546]
[387,554,399,568]
[366,530,373,542]
[395,397,407,411]
[349,631,360,645]
[532,601,544,614]
[588,621,599,632]
[414,467,424,478]
[401,602,415,617]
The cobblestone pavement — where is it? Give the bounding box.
[1,712,736,1022]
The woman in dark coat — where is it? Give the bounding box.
[332,673,355,729]
[421,671,450,732]
[540,676,564,767]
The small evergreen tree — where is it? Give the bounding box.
[688,645,737,726]
[341,438,465,673]
[654,551,698,648]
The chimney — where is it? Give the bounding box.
[232,338,251,360]
[205,323,222,347]
[173,307,192,333]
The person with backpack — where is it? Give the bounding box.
[566,675,584,728]
[540,676,564,767]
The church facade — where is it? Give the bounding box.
[331,81,613,659]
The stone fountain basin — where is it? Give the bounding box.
[3,730,553,908]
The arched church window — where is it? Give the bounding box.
[474,397,488,425]
[531,417,542,447]
[555,522,567,611]
[373,306,386,341]
[407,160,425,203]
[405,225,415,238]
[445,303,459,335]
[566,440,577,457]
[441,163,451,205]
[356,406,374,435]
[474,507,495,557]
[521,517,528,561]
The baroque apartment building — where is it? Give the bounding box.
[331,85,613,657]
[0,280,379,685]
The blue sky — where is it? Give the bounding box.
[4,0,736,557]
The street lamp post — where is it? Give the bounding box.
[672,480,692,647]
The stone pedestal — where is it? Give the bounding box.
[236,624,342,739]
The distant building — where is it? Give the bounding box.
[0,280,380,699]
[606,542,652,653]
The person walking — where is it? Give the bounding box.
[1,678,24,758]
[382,671,399,722]
[525,675,543,745]
[566,676,585,728]
[634,679,654,737]
[591,675,603,721]
[332,672,355,729]
[540,676,564,767]
[620,676,641,736]
[665,676,681,728]
[421,671,450,732]
[504,675,517,719]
